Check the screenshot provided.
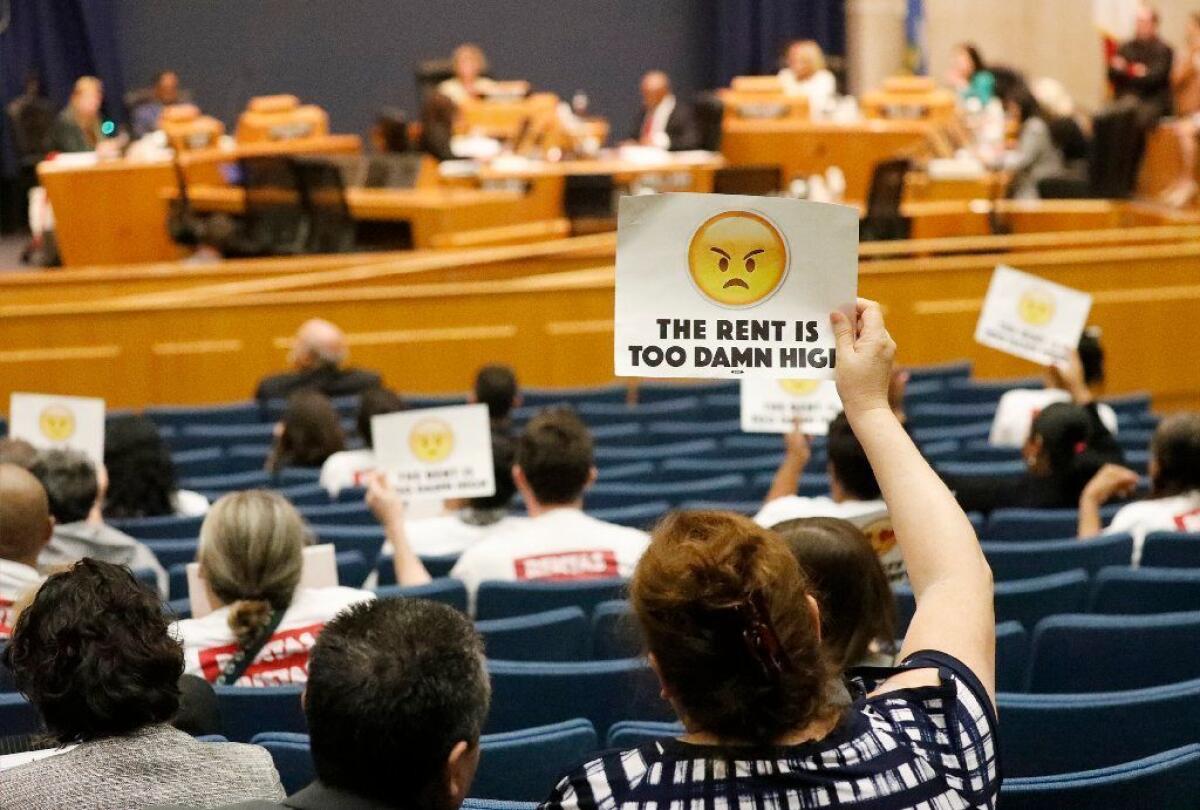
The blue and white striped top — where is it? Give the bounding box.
[541,651,999,810]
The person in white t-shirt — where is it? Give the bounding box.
[450,408,649,609]
[0,464,53,638]
[172,490,374,687]
[1079,412,1200,562]
[319,387,406,497]
[755,413,904,583]
[777,40,837,112]
[990,332,1118,448]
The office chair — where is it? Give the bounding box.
[232,156,309,256]
[713,165,783,196]
[859,158,911,241]
[293,158,356,254]
[692,92,725,152]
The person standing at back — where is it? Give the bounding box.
[254,319,382,405]
[449,408,648,609]
[0,464,53,639]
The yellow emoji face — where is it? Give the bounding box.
[1017,288,1056,327]
[687,211,788,308]
[862,517,897,556]
[38,405,76,442]
[408,418,455,463]
[777,379,822,397]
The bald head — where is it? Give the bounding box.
[0,464,53,566]
[290,318,348,370]
[641,71,671,109]
[1136,4,1159,39]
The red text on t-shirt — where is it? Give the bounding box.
[514,550,619,581]
[197,622,324,686]
[1174,509,1200,533]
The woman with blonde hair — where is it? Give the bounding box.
[778,40,837,111]
[172,490,372,686]
[47,76,104,153]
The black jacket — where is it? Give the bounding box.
[1109,37,1174,124]
[629,100,701,152]
[254,363,382,404]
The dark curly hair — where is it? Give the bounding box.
[104,415,179,519]
[3,559,184,743]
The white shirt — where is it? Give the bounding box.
[319,449,377,497]
[1106,490,1200,565]
[400,513,529,558]
[989,389,1119,448]
[172,586,373,686]
[777,68,837,110]
[450,508,649,611]
[173,489,210,517]
[642,95,677,150]
[0,560,45,638]
[754,496,906,584]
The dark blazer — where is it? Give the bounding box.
[254,363,382,404]
[1109,37,1174,125]
[629,99,701,152]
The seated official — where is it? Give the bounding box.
[266,390,346,474]
[254,319,382,404]
[437,43,528,105]
[471,363,522,434]
[1001,86,1065,200]
[130,69,189,138]
[628,70,700,151]
[449,408,649,609]
[543,300,998,810]
[104,415,209,519]
[46,76,109,154]
[0,560,284,807]
[1080,412,1200,558]
[0,464,52,639]
[946,42,995,106]
[319,387,405,497]
[173,491,374,686]
[991,336,1118,448]
[778,39,837,111]
[1109,4,1174,128]
[30,449,167,597]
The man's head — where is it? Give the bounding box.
[826,413,881,502]
[1136,3,1159,40]
[1078,330,1105,388]
[472,364,521,423]
[514,408,596,510]
[29,449,98,525]
[0,438,37,468]
[470,433,518,511]
[357,387,406,449]
[641,71,671,109]
[304,599,490,810]
[154,70,180,104]
[0,464,54,567]
[288,319,348,371]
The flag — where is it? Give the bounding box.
[904,0,926,75]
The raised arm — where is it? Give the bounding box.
[831,299,996,702]
[765,426,810,503]
[1078,463,1140,537]
[365,473,432,587]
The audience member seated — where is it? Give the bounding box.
[756,414,904,583]
[130,69,188,138]
[1109,4,1174,129]
[1001,85,1065,200]
[30,449,167,596]
[946,42,995,106]
[1165,12,1200,207]
[543,299,998,810]
[990,334,1117,448]
[381,433,524,560]
[0,559,284,807]
[628,70,700,152]
[173,490,373,686]
[949,401,1123,514]
[437,43,528,105]
[1079,412,1200,555]
[772,516,897,670]
[1031,77,1091,179]
[319,386,405,497]
[254,319,382,404]
[46,76,110,154]
[471,363,521,434]
[104,415,209,519]
[449,408,649,607]
[777,39,837,112]
[0,464,52,639]
[0,438,37,468]
[266,390,346,474]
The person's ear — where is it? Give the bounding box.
[467,391,478,405]
[647,652,673,701]
[513,392,524,409]
[273,421,285,440]
[43,516,55,545]
[805,593,822,643]
[586,466,599,489]
[445,739,480,806]
[300,686,307,712]
[512,464,527,492]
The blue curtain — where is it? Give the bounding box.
[712,0,846,86]
[0,0,127,175]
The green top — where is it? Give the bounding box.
[963,70,996,105]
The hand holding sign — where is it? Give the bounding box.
[372,404,495,502]
[740,378,842,434]
[8,393,106,466]
[615,193,858,380]
[975,265,1093,366]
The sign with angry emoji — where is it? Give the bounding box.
[975,265,1093,367]
[739,378,843,434]
[371,404,495,501]
[614,193,858,380]
[8,393,106,465]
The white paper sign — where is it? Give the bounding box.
[614,193,858,380]
[186,543,337,619]
[974,265,1093,366]
[8,393,106,466]
[740,379,843,435]
[371,404,495,501]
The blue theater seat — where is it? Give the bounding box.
[374,579,468,613]
[144,538,200,568]
[593,438,718,463]
[587,501,670,530]
[985,507,1121,542]
[606,719,684,749]
[585,474,751,510]
[335,550,369,588]
[170,447,229,478]
[995,621,1030,693]
[0,692,41,735]
[475,579,628,621]
[476,608,589,662]
[591,599,640,660]
[1000,744,1200,810]
[215,684,306,742]
[309,526,385,569]
[109,513,205,541]
[250,732,314,795]
[300,501,377,526]
[982,534,1133,580]
[145,401,261,428]
[1089,567,1200,614]
[1141,533,1200,568]
[596,461,656,481]
[474,719,599,801]
[993,569,1090,630]
[522,383,627,407]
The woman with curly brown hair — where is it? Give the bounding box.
[0,559,284,807]
[542,300,999,810]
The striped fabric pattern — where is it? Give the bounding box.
[541,651,999,810]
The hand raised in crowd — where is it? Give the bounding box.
[365,471,405,527]
[1047,349,1093,405]
[783,420,811,463]
[830,298,897,417]
[1081,463,1141,507]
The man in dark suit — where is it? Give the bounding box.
[629,70,700,151]
[254,319,382,404]
[1109,4,1174,127]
